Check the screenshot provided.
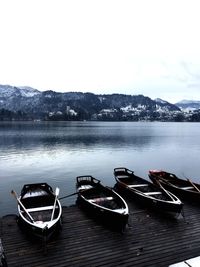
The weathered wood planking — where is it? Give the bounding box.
[1,198,200,267]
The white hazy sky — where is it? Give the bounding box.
[0,0,200,103]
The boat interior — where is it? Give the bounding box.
[78,181,126,210]
[21,191,59,222]
[116,174,173,201]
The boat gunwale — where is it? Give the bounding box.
[149,170,200,195]
[18,183,62,231]
[76,175,129,216]
[114,167,182,206]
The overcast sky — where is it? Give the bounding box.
[0,0,200,103]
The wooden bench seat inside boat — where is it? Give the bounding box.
[88,197,114,202]
[79,185,93,190]
[129,184,149,188]
[143,192,162,195]
[180,186,194,190]
[26,205,54,213]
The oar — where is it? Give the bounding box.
[187,178,200,193]
[11,190,35,223]
[51,187,60,221]
[59,191,78,200]
[59,187,93,200]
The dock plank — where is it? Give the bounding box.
[1,198,200,267]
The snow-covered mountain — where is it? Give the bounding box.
[0,85,40,98]
[17,86,41,97]
[175,100,200,111]
[154,98,169,104]
[0,84,182,121]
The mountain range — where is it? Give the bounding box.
[175,100,200,111]
[0,84,200,121]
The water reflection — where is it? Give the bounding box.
[1,121,200,216]
[0,121,157,155]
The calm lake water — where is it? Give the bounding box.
[1,121,200,216]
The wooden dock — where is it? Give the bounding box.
[1,196,200,267]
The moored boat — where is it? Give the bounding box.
[149,170,200,201]
[76,175,129,232]
[12,183,62,242]
[114,167,183,216]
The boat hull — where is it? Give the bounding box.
[76,176,129,232]
[77,195,129,232]
[18,215,62,241]
[17,183,62,241]
[149,171,200,202]
[116,182,183,215]
[114,167,183,216]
